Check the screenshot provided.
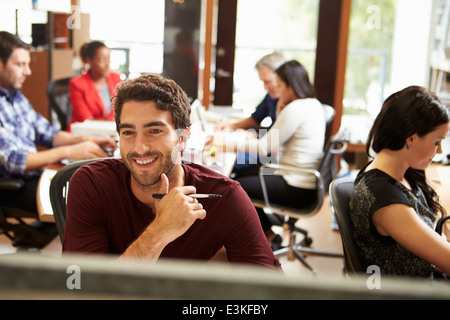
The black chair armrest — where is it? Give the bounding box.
[0,179,25,191]
[436,215,450,235]
[258,164,323,217]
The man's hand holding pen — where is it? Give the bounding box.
[151,173,207,246]
[121,173,218,260]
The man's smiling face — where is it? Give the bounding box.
[118,99,185,188]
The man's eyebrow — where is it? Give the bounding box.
[118,121,168,130]
[118,123,134,130]
[143,121,168,128]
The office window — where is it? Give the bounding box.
[344,0,396,118]
[342,0,436,144]
[80,0,165,77]
[340,0,396,142]
[0,0,70,37]
[233,0,319,113]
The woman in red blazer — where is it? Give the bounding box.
[68,41,122,131]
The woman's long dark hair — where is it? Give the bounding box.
[275,60,315,99]
[367,86,450,217]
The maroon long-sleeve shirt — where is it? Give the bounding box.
[63,159,281,270]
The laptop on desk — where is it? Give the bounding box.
[186,100,208,151]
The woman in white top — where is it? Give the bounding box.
[212,60,326,246]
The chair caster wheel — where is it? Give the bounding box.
[302,237,313,246]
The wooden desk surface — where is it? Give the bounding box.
[346,142,366,153]
[428,164,450,213]
[428,164,450,239]
[36,162,64,223]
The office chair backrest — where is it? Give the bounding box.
[311,103,338,199]
[318,139,345,196]
[47,77,72,131]
[323,104,335,145]
[0,178,58,248]
[329,177,364,274]
[310,138,347,215]
[257,138,347,218]
[49,159,98,243]
[255,104,342,218]
[323,104,335,127]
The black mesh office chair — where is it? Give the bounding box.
[330,175,450,277]
[329,177,364,275]
[0,179,57,249]
[252,137,346,272]
[49,159,99,243]
[251,105,345,272]
[47,77,72,131]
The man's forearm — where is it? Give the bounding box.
[230,117,260,131]
[119,228,169,261]
[52,131,86,147]
[25,146,70,172]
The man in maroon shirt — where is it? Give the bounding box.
[63,74,281,270]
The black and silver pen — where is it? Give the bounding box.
[152,193,222,199]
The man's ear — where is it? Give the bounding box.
[178,128,190,152]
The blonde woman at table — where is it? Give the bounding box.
[210,60,326,248]
[350,86,450,278]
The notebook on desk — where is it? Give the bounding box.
[191,99,207,131]
[38,168,58,220]
[71,120,118,139]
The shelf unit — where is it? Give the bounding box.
[15,9,89,120]
[429,0,450,102]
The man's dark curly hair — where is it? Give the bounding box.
[113,74,192,132]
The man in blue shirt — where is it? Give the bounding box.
[216,52,286,132]
[216,52,286,174]
[0,31,116,215]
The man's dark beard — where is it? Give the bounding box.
[123,151,175,188]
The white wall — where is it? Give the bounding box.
[0,0,71,33]
[389,0,434,93]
